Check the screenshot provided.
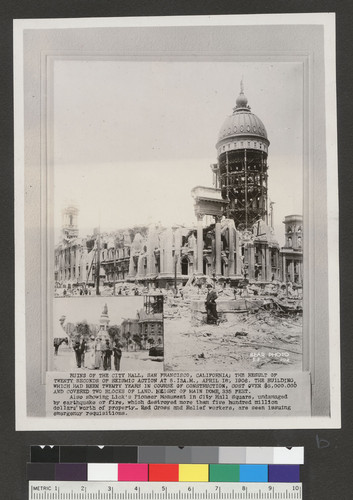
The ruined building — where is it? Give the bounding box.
[192,83,292,283]
[54,85,302,288]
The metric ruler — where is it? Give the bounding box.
[29,482,302,499]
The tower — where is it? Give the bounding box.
[214,82,270,230]
[99,303,110,331]
[283,215,303,250]
[61,204,79,241]
[191,81,281,282]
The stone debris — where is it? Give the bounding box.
[235,331,248,337]
[164,292,303,371]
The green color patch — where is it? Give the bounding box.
[209,464,240,482]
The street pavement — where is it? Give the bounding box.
[53,345,164,372]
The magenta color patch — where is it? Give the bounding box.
[118,463,148,481]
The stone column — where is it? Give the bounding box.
[81,251,87,282]
[160,233,165,273]
[289,261,295,282]
[137,254,145,277]
[70,248,73,280]
[164,227,174,275]
[227,219,235,276]
[247,245,255,279]
[283,255,287,281]
[146,226,156,276]
[128,250,136,278]
[275,249,279,279]
[235,229,242,275]
[215,215,222,276]
[160,228,173,276]
[260,245,266,281]
[196,214,204,274]
[174,228,182,274]
[298,261,302,284]
[76,247,80,280]
[265,246,271,281]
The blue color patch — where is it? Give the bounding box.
[268,465,300,482]
[239,464,268,482]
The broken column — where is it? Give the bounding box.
[196,214,204,274]
[226,219,235,276]
[215,215,222,276]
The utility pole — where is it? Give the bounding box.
[112,239,116,296]
[174,253,179,297]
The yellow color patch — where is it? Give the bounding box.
[178,464,209,482]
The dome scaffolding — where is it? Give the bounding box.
[215,83,270,230]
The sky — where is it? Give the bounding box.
[53,296,143,327]
[53,59,303,246]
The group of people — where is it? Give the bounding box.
[73,334,122,371]
[54,286,93,298]
[55,280,168,298]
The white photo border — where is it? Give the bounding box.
[14,13,340,430]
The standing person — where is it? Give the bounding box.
[205,284,219,325]
[113,341,122,371]
[94,336,103,369]
[103,339,112,371]
[84,335,96,370]
[73,335,86,368]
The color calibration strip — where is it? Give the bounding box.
[30,446,304,464]
[27,463,300,482]
[29,482,303,500]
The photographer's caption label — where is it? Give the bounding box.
[46,371,310,417]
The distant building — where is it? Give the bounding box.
[120,296,163,350]
[280,215,303,284]
[61,204,79,241]
[54,225,92,285]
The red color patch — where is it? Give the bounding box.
[149,464,179,481]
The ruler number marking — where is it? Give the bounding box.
[29,484,302,500]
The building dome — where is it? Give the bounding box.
[216,83,269,153]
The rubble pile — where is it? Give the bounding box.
[164,297,303,372]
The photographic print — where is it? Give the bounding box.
[14,14,340,429]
